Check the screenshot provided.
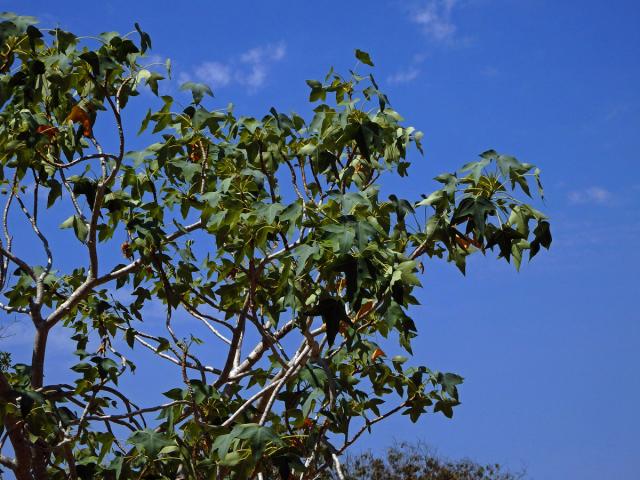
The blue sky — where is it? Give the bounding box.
[2,1,639,478]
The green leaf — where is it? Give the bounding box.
[256,202,283,224]
[125,328,136,349]
[212,431,235,460]
[294,244,320,274]
[437,372,464,398]
[127,429,173,457]
[301,389,323,419]
[201,191,222,209]
[180,81,213,104]
[529,220,552,259]
[73,217,89,243]
[107,455,124,479]
[496,153,520,178]
[162,387,185,401]
[173,160,200,182]
[323,223,355,253]
[453,197,495,235]
[220,450,246,467]
[156,337,171,353]
[144,71,165,96]
[306,79,326,102]
[355,49,374,67]
[240,424,282,461]
[299,143,316,156]
[60,215,89,243]
[306,298,349,347]
[461,158,490,183]
[416,190,443,208]
[0,13,38,31]
[134,22,152,53]
[47,180,62,208]
[80,51,100,76]
[434,399,459,419]
[485,225,525,262]
[26,24,43,52]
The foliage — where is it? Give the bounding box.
[0,352,10,372]
[0,12,551,480]
[322,442,524,480]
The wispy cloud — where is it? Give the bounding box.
[567,187,613,205]
[387,67,420,85]
[193,62,232,88]
[411,0,459,42]
[238,42,286,90]
[0,320,75,356]
[181,42,286,93]
[386,53,426,85]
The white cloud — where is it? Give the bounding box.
[182,42,286,94]
[386,51,426,85]
[387,67,420,85]
[240,42,286,64]
[411,0,458,42]
[237,42,286,91]
[194,61,232,88]
[567,187,613,205]
[0,320,75,354]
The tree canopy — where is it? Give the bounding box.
[0,13,551,480]
[325,442,523,480]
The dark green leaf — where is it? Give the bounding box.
[355,49,374,66]
[529,220,552,259]
[306,298,349,347]
[134,22,152,53]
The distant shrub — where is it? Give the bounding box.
[331,442,524,480]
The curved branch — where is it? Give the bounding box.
[14,193,52,305]
[44,219,204,329]
[182,302,232,345]
[0,454,17,472]
[82,400,188,423]
[41,152,120,169]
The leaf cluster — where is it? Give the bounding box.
[0,13,551,480]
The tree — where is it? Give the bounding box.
[322,442,524,480]
[0,13,552,480]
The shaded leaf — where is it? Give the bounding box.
[355,49,374,66]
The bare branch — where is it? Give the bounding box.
[40,152,120,169]
[0,454,17,472]
[46,219,203,329]
[332,453,346,480]
[0,172,17,291]
[230,318,296,379]
[14,193,53,305]
[214,293,251,388]
[183,302,232,345]
[338,403,406,454]
[120,327,221,375]
[82,400,188,423]
[59,168,88,221]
